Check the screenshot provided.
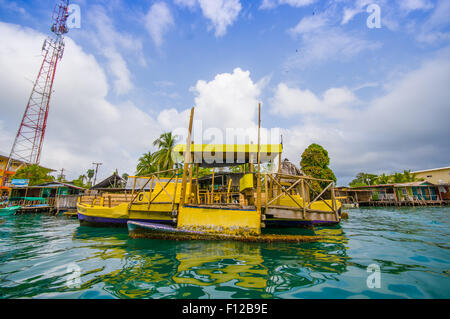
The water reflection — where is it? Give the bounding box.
[69,225,350,298]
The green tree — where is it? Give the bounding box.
[198,167,213,178]
[14,164,55,186]
[136,151,157,176]
[300,144,337,192]
[122,173,129,180]
[391,172,405,183]
[376,173,391,185]
[402,170,422,182]
[349,172,379,187]
[152,132,178,171]
[87,169,95,187]
[71,175,88,188]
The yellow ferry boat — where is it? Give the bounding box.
[78,106,341,242]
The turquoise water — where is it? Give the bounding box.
[0,207,449,299]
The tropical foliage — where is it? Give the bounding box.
[136,132,180,176]
[349,170,423,187]
[71,175,88,188]
[136,151,158,176]
[152,132,178,171]
[86,169,95,187]
[13,164,55,186]
[300,144,337,193]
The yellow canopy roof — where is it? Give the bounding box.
[173,144,282,167]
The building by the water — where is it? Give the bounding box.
[0,151,55,197]
[412,167,450,184]
[337,181,447,206]
[8,181,85,214]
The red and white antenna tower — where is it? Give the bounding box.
[2,1,70,185]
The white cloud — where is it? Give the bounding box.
[0,0,27,15]
[82,6,146,95]
[175,0,242,37]
[271,54,450,185]
[286,27,382,69]
[198,0,242,37]
[260,0,317,10]
[270,84,358,119]
[340,0,373,25]
[289,14,327,35]
[398,0,433,12]
[153,67,281,146]
[192,68,260,129]
[0,22,163,180]
[145,2,174,47]
[413,0,450,43]
[174,0,197,8]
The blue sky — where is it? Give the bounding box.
[0,0,449,185]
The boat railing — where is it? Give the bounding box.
[128,168,183,211]
[263,172,339,217]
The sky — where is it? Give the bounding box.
[0,0,449,186]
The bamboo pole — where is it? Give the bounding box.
[256,103,262,225]
[195,163,200,204]
[179,107,194,208]
[249,141,254,173]
[187,141,194,204]
[301,178,306,215]
[227,178,232,204]
[210,168,215,204]
[264,173,269,213]
[171,170,179,211]
[195,164,200,204]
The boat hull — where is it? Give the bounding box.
[77,203,174,228]
[265,218,340,228]
[128,221,318,243]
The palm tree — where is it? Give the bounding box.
[376,173,391,185]
[136,151,157,176]
[87,169,95,187]
[392,172,405,183]
[152,132,178,171]
[402,170,420,182]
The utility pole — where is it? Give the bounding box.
[58,168,65,182]
[92,162,102,187]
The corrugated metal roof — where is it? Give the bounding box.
[13,181,85,190]
[394,181,434,187]
[412,167,450,173]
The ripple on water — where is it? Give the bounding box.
[0,208,449,299]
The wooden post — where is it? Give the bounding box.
[131,177,137,198]
[256,103,262,226]
[227,178,232,204]
[264,173,269,213]
[249,141,254,173]
[301,178,306,215]
[108,195,112,208]
[187,142,194,204]
[331,182,337,213]
[195,164,200,204]
[210,168,215,204]
[179,107,195,208]
[171,170,179,211]
[195,163,200,204]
